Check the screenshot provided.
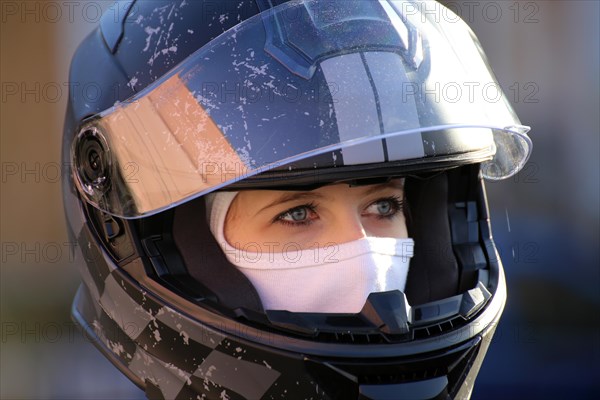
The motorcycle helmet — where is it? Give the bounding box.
[63,1,532,399]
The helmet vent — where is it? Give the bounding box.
[413,316,466,340]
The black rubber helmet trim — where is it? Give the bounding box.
[404,172,459,305]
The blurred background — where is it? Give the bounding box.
[1,1,598,399]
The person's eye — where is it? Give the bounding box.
[364,196,404,220]
[274,203,318,226]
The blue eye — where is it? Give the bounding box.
[376,200,393,215]
[365,196,403,219]
[286,207,308,221]
[275,203,318,226]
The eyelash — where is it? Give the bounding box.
[273,196,405,227]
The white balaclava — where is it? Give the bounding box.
[205,191,414,313]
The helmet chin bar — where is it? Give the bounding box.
[263,282,490,342]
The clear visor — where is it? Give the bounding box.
[72,0,531,218]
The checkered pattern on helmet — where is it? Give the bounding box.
[78,226,284,399]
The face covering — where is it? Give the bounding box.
[205,191,414,313]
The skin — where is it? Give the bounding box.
[224,179,408,252]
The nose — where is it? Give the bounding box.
[330,209,369,244]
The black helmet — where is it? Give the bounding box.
[63,1,532,399]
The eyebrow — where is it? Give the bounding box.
[255,191,326,216]
[361,179,405,197]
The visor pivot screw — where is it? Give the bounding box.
[73,126,110,196]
